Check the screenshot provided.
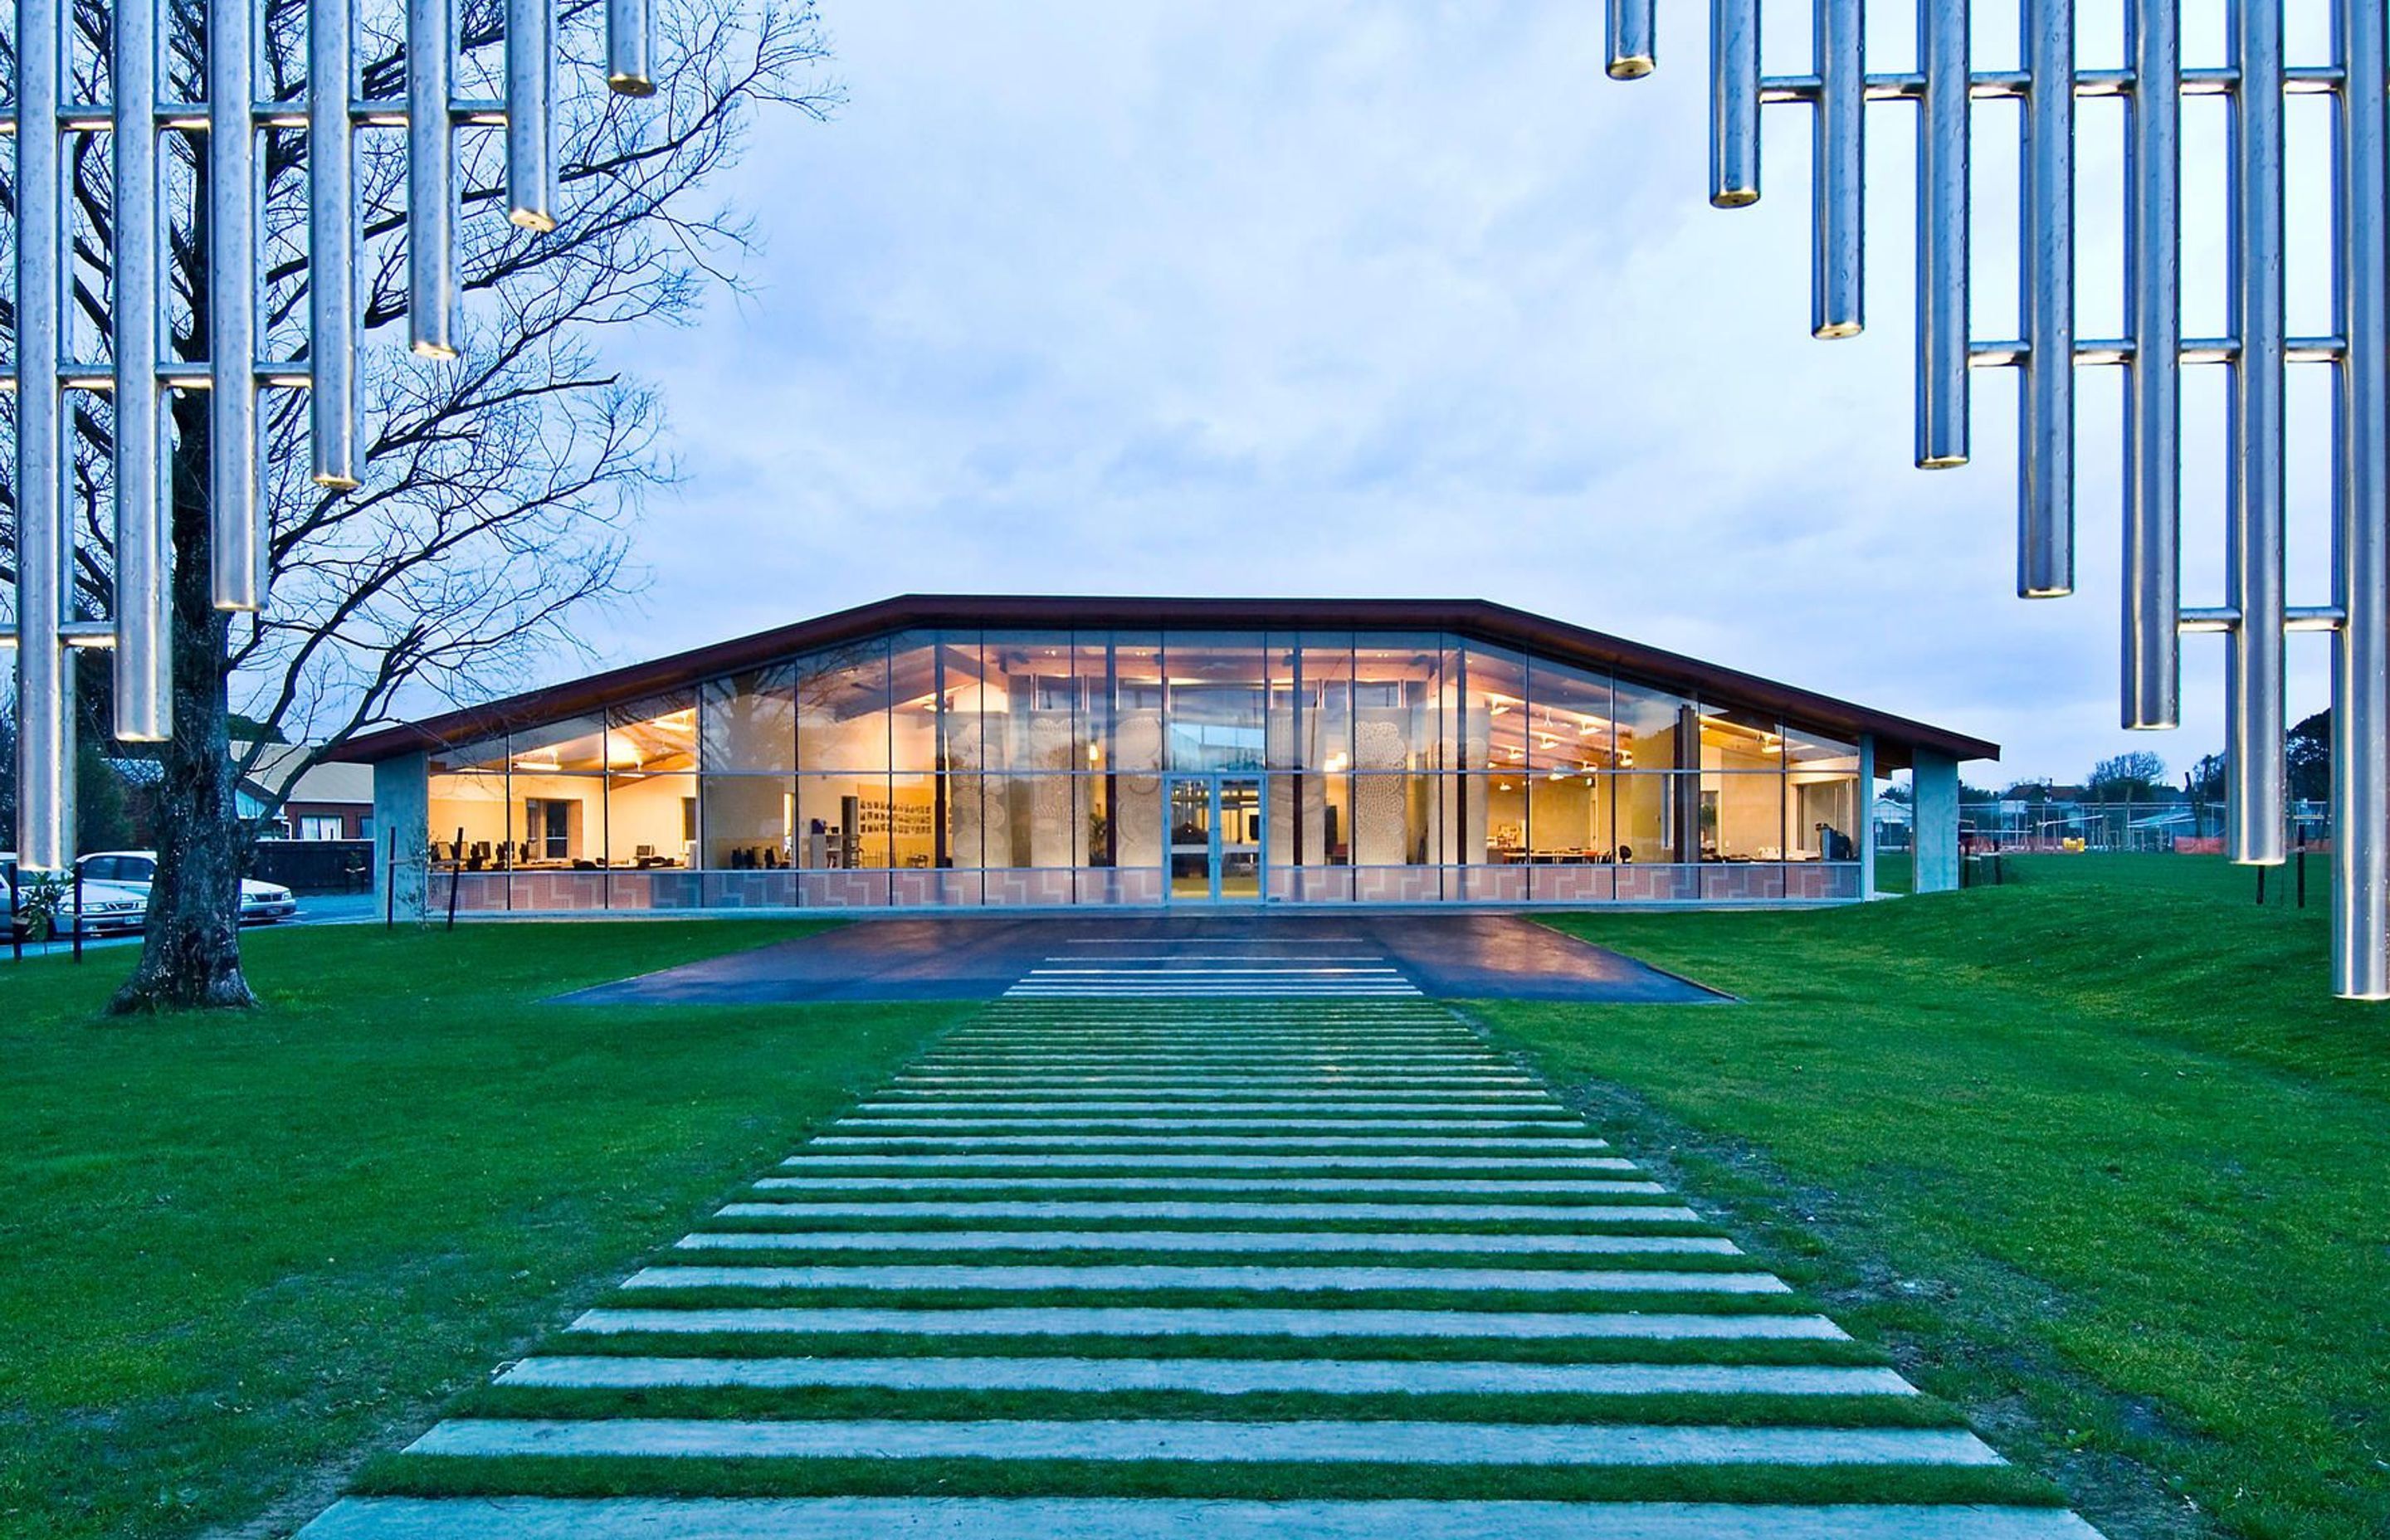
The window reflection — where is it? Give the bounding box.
[419,626,1875,894]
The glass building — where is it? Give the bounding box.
[344,597,1996,914]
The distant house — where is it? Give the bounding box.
[239,744,377,841]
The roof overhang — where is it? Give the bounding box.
[332,594,1999,772]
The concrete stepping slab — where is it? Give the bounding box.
[806,1137,1617,1152]
[407,1418,1989,1467]
[776,1153,1624,1171]
[829,1118,1594,1133]
[744,1177,1667,1195]
[568,1306,1842,1340]
[719,1201,1693,1222]
[673,1231,1742,1255]
[853,1102,1569,1115]
[617,1264,1788,1294]
[494,1355,1901,1396]
[866,1090,1554,1102]
[300,1497,2104,1540]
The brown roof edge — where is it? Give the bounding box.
[329,593,2000,771]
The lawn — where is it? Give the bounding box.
[0,919,971,1540]
[1480,855,2388,1540]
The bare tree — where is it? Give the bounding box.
[0,0,836,1006]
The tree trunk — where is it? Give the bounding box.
[109,393,257,1013]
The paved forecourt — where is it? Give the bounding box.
[303,983,2100,1538]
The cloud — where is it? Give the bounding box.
[571,0,2337,785]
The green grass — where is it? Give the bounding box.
[1483,854,2390,1540]
[0,920,970,1540]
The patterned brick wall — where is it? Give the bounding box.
[1533,865,1614,904]
[983,868,1076,907]
[799,870,889,908]
[1783,862,1861,900]
[1354,865,1446,903]
[1460,865,1529,903]
[1700,864,1785,902]
[702,871,802,909]
[1613,865,1699,902]
[509,871,608,911]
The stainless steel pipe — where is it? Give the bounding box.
[13,0,71,870]
[1608,0,2388,995]
[311,0,360,490]
[112,0,170,741]
[2225,0,2287,866]
[2332,0,2388,997]
[407,0,459,359]
[1812,0,1865,338]
[207,0,262,610]
[2123,0,2183,730]
[7,0,652,875]
[1710,0,1762,207]
[1914,0,1969,469]
[1607,0,1657,80]
[2018,0,2075,598]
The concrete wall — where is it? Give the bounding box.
[1858,734,1878,898]
[373,752,431,921]
[1912,748,1961,894]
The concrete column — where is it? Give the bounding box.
[1912,748,1961,894]
[1858,734,1877,898]
[373,752,431,921]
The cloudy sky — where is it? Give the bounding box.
[578,0,2342,786]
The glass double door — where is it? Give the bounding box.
[1166,775,1264,901]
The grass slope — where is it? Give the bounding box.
[1483,855,2388,1540]
[0,920,968,1540]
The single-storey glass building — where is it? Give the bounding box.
[340,596,1996,915]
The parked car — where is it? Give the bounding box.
[2,855,150,938]
[77,850,300,924]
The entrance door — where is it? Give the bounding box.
[1164,775,1266,902]
[1217,776,1263,899]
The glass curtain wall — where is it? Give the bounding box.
[421,628,1868,907]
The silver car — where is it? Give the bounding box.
[2,855,150,938]
[77,850,300,924]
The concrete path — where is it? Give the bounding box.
[300,996,2098,1538]
[554,914,1723,1005]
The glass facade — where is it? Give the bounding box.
[422,627,1869,909]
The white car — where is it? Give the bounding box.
[78,850,300,924]
[2,855,150,938]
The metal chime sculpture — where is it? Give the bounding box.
[3,0,652,870]
[1605,0,2388,1000]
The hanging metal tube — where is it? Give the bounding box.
[1914,0,1970,469]
[207,0,262,610]
[2226,0,2286,865]
[310,0,360,489]
[113,0,171,742]
[1710,0,1761,207]
[2123,0,2183,729]
[607,0,656,97]
[407,0,460,358]
[505,0,558,231]
[2332,0,2388,997]
[1607,0,1656,80]
[2018,0,2075,597]
[1812,0,1865,338]
[13,0,71,868]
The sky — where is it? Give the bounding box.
[573,0,2344,787]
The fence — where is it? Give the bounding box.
[1948,800,2330,855]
